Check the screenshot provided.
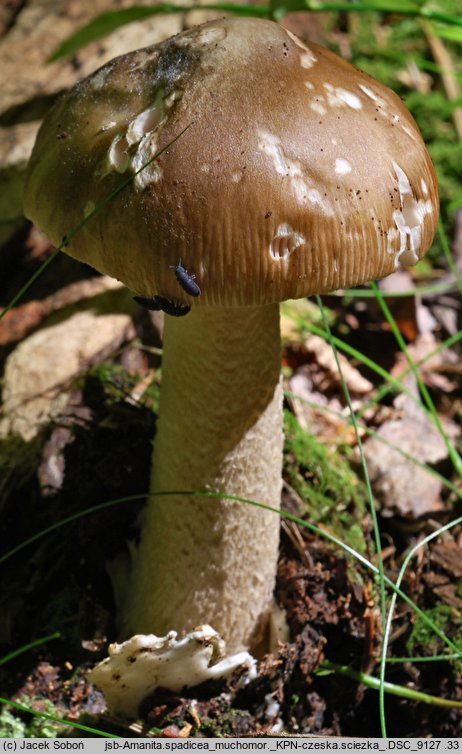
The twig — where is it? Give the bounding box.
[422,21,462,142]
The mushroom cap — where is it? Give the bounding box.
[24,17,439,307]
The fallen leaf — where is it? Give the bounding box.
[0,310,133,441]
[393,331,459,393]
[304,334,373,395]
[363,376,448,518]
[422,572,462,609]
[0,276,123,346]
[431,541,462,579]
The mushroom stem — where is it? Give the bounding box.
[126,303,283,653]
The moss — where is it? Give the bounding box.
[406,603,462,672]
[0,707,26,738]
[283,410,369,555]
[87,360,161,413]
[0,698,66,738]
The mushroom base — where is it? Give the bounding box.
[125,304,283,653]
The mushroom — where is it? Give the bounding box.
[23,17,439,653]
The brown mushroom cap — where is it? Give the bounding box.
[24,17,439,306]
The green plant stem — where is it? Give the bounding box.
[379,515,462,739]
[386,653,462,663]
[439,219,462,296]
[287,304,462,425]
[285,390,462,500]
[48,2,462,62]
[0,696,119,738]
[0,251,59,322]
[321,659,462,709]
[316,296,387,737]
[1,490,460,661]
[356,327,462,423]
[271,0,462,25]
[370,280,462,477]
[0,632,60,667]
[342,280,457,298]
[297,319,436,423]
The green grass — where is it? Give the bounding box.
[283,409,370,555]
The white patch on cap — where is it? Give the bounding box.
[392,162,433,267]
[108,135,130,173]
[324,84,362,110]
[304,81,315,91]
[176,24,226,47]
[358,84,386,108]
[90,68,111,90]
[285,30,317,67]
[270,224,306,261]
[105,92,166,185]
[300,51,317,69]
[394,163,412,196]
[386,227,400,254]
[285,29,306,47]
[258,131,294,175]
[290,177,309,204]
[335,158,352,175]
[132,133,163,188]
[195,25,227,45]
[310,99,327,116]
[307,188,325,207]
[164,90,181,109]
[258,131,334,215]
[421,179,429,196]
[100,121,117,133]
[126,101,165,146]
[402,125,420,143]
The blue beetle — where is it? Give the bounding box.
[133,295,191,317]
[170,260,201,297]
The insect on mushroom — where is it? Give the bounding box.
[133,294,191,317]
[170,260,201,297]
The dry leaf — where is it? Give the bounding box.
[0,276,123,346]
[363,377,448,518]
[304,334,373,395]
[0,310,133,441]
